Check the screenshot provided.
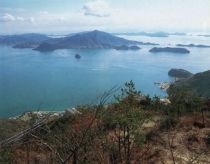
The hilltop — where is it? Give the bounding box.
[168,69,193,78]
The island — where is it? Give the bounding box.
[113,32,186,37]
[198,34,210,37]
[0,33,50,48]
[176,44,210,48]
[149,47,190,53]
[114,45,141,50]
[75,54,81,59]
[0,30,159,52]
[0,30,159,51]
[34,30,158,52]
[13,43,40,49]
[168,69,193,78]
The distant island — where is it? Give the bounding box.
[0,33,50,49]
[198,34,210,37]
[75,54,81,59]
[114,45,141,50]
[119,32,169,37]
[149,47,190,53]
[34,30,158,52]
[13,43,40,49]
[176,44,210,48]
[114,32,186,37]
[0,30,159,52]
[168,68,193,78]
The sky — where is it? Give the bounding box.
[0,0,210,34]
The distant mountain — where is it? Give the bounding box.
[198,34,210,37]
[176,44,210,48]
[170,32,186,36]
[168,70,210,97]
[0,33,50,48]
[149,47,190,54]
[114,32,169,37]
[0,31,159,51]
[114,32,186,37]
[34,30,158,52]
[168,69,193,78]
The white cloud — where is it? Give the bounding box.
[0,13,16,22]
[29,17,35,24]
[83,0,111,17]
[16,17,25,21]
[0,0,209,33]
[0,13,26,22]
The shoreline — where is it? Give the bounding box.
[9,107,81,121]
[154,81,171,91]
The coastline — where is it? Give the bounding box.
[154,81,171,91]
[9,107,81,121]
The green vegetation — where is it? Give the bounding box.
[0,81,210,163]
[168,70,210,97]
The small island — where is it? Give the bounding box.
[149,47,190,53]
[75,54,81,59]
[168,68,193,78]
[176,44,210,48]
[114,45,141,50]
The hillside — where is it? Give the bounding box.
[0,81,210,163]
[168,68,193,78]
[168,70,210,97]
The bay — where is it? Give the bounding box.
[0,35,210,117]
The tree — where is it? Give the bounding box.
[25,86,119,164]
[103,81,150,164]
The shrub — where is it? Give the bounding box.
[0,148,13,163]
[159,116,178,130]
[205,131,210,146]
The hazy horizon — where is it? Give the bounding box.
[0,0,210,34]
[1,30,210,36]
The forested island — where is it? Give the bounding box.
[149,47,190,53]
[0,30,158,52]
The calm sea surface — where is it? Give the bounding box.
[0,35,210,117]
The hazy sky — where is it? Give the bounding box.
[0,0,210,34]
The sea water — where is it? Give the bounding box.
[0,35,210,117]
